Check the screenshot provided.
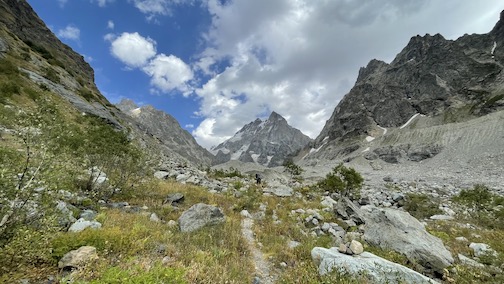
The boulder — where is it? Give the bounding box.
[163,193,184,206]
[178,203,225,233]
[363,207,454,274]
[58,246,98,270]
[154,171,170,180]
[263,184,293,197]
[68,218,102,233]
[312,247,439,283]
[469,242,497,257]
[333,197,366,225]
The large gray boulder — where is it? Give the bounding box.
[68,218,102,232]
[178,203,225,233]
[58,246,98,270]
[363,207,454,274]
[312,247,439,283]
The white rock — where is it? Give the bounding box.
[68,218,102,233]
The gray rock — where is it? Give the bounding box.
[312,247,439,283]
[178,203,225,233]
[163,193,184,205]
[363,207,453,274]
[334,197,366,225]
[68,218,102,232]
[263,184,293,197]
[288,240,301,249]
[469,242,497,257]
[429,214,454,221]
[150,213,160,222]
[154,171,170,180]
[58,246,98,270]
[79,209,97,221]
[349,240,364,255]
[458,254,484,268]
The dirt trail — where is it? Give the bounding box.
[241,215,277,284]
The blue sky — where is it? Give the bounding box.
[27,0,504,149]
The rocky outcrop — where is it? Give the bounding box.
[178,203,225,232]
[362,207,454,274]
[58,246,98,270]
[212,112,312,167]
[0,0,95,88]
[308,11,504,161]
[117,99,214,167]
[312,248,439,283]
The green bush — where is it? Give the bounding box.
[316,164,363,199]
[284,159,304,177]
[43,67,60,83]
[453,184,504,229]
[403,193,442,219]
[0,58,19,75]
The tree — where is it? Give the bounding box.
[317,163,363,199]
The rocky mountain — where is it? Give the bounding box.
[116,99,214,167]
[302,10,504,168]
[0,0,213,168]
[212,111,312,167]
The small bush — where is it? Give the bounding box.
[284,159,304,176]
[403,193,442,219]
[43,67,60,83]
[0,58,19,75]
[316,164,363,199]
[452,184,504,229]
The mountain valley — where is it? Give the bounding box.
[0,1,503,283]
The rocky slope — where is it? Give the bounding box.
[309,10,504,153]
[0,0,212,168]
[211,111,312,167]
[299,10,504,188]
[116,99,214,167]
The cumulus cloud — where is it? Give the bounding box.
[142,54,194,94]
[190,0,503,149]
[108,32,157,68]
[57,25,80,41]
[107,20,115,29]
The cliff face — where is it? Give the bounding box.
[116,99,215,167]
[212,112,312,167]
[0,0,95,89]
[313,11,504,151]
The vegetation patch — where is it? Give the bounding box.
[402,193,442,220]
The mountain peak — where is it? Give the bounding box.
[211,112,312,167]
[116,98,139,112]
[268,111,287,122]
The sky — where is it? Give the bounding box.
[27,0,504,149]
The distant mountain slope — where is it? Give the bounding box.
[0,0,212,168]
[305,10,504,162]
[212,112,312,167]
[116,99,214,167]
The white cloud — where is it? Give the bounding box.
[108,32,157,68]
[107,20,115,29]
[58,0,68,7]
[92,0,115,7]
[57,25,80,41]
[142,54,194,93]
[190,0,504,149]
[132,0,171,17]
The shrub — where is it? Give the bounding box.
[452,184,504,229]
[43,67,60,83]
[283,159,304,181]
[403,193,442,219]
[316,164,363,199]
